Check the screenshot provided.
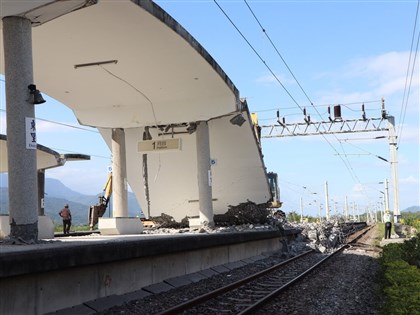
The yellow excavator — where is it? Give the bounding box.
[88,172,112,230]
[267,172,282,209]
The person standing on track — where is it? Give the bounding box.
[384,210,392,239]
[59,204,72,234]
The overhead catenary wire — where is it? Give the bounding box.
[48,146,110,160]
[238,3,382,184]
[244,0,313,106]
[340,140,389,163]
[213,0,302,110]
[0,108,100,133]
[213,0,361,185]
[397,0,420,148]
[253,99,381,113]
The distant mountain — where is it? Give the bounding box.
[0,177,143,225]
[402,206,420,213]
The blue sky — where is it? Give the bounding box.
[1,0,419,218]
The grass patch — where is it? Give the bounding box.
[54,224,91,233]
[378,233,420,315]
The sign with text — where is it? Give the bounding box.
[25,117,37,150]
[137,138,181,153]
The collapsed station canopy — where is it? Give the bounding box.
[0,0,272,220]
[0,134,90,172]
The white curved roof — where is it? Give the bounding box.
[0,0,271,219]
[26,0,239,128]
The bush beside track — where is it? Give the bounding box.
[379,233,420,315]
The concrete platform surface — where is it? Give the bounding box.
[0,228,296,314]
[0,229,281,278]
[380,236,410,247]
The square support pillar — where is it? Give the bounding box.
[0,215,54,239]
[98,217,143,235]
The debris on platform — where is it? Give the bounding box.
[148,213,189,229]
[214,201,270,226]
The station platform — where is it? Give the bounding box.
[379,235,410,247]
[0,227,300,315]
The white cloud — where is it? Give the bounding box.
[255,72,294,86]
[346,52,417,82]
[316,51,420,111]
[400,175,419,184]
[352,183,364,193]
[397,124,420,144]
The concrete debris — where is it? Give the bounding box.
[142,223,276,235]
[143,210,364,256]
[287,220,366,253]
[148,213,189,229]
[214,201,271,226]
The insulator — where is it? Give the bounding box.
[328,106,331,114]
[303,108,307,116]
[282,117,286,124]
[276,110,279,118]
[334,105,342,119]
[362,104,365,111]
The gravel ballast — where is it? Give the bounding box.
[100,224,384,315]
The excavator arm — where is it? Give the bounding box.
[88,172,112,230]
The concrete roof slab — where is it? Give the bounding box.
[99,108,271,221]
[0,134,62,171]
[0,1,97,26]
[21,0,239,128]
[0,135,90,172]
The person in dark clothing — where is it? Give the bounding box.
[59,204,72,234]
[384,210,392,239]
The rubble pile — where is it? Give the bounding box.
[214,201,270,226]
[297,221,362,253]
[148,213,189,229]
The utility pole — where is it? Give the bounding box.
[318,203,322,222]
[344,196,349,221]
[324,181,330,221]
[356,204,360,222]
[384,179,390,213]
[387,116,400,223]
[300,197,303,223]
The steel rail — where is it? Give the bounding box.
[238,245,347,314]
[239,224,374,314]
[156,249,314,315]
[156,224,372,315]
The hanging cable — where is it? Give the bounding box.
[0,108,100,133]
[252,99,381,113]
[244,0,313,105]
[214,0,361,184]
[397,0,420,148]
[213,0,302,110]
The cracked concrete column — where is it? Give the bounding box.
[112,128,128,217]
[3,16,38,242]
[196,121,214,226]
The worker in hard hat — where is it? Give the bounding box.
[383,210,392,239]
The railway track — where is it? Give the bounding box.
[157,224,373,315]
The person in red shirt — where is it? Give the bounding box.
[59,204,72,234]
